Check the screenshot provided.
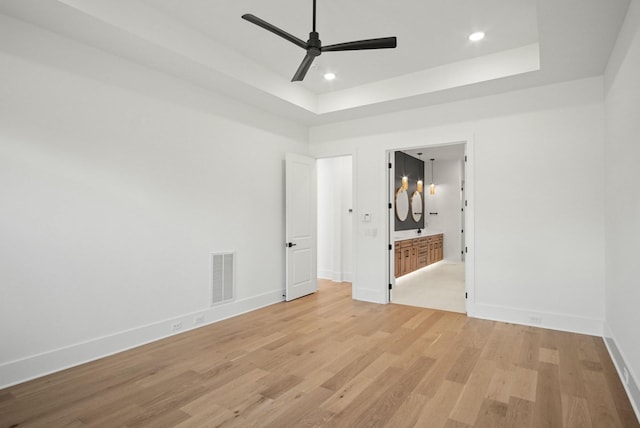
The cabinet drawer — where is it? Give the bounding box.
[399,240,413,248]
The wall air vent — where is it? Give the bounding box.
[211,252,235,306]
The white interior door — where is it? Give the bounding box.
[285,153,317,301]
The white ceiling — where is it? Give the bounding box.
[0,0,630,125]
[405,144,466,163]
[140,0,540,93]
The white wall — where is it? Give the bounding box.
[317,156,353,282]
[424,158,463,260]
[604,0,640,414]
[0,18,308,387]
[310,77,606,335]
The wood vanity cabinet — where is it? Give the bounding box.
[394,246,402,277]
[436,236,443,261]
[398,240,413,277]
[394,234,443,277]
[416,239,429,269]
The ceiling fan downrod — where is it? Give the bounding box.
[241,0,397,82]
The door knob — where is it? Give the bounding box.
[287,242,297,248]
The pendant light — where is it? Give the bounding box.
[416,152,423,192]
[430,158,436,195]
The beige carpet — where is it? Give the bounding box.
[393,261,466,313]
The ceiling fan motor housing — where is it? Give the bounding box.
[307,32,321,57]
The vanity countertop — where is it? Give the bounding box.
[394,230,443,241]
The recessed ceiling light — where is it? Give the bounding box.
[469,32,485,42]
[324,72,336,81]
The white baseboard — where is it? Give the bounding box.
[353,287,386,304]
[317,270,353,283]
[0,290,284,389]
[471,303,604,336]
[341,272,353,282]
[317,269,333,280]
[603,323,640,423]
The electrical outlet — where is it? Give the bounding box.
[194,314,204,325]
[171,321,182,331]
[529,316,542,324]
[623,367,629,385]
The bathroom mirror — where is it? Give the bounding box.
[411,191,423,222]
[395,187,409,221]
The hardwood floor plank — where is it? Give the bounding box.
[516,328,541,370]
[174,403,234,428]
[257,373,304,399]
[423,329,459,360]
[504,396,534,428]
[415,380,464,428]
[80,404,144,427]
[1,281,636,428]
[401,307,437,329]
[539,347,560,365]
[473,398,508,428]
[385,392,430,428]
[444,419,473,428]
[414,341,466,399]
[446,346,482,384]
[349,356,436,428]
[320,349,382,391]
[323,366,404,427]
[126,408,191,428]
[321,371,380,414]
[486,325,525,370]
[532,362,563,428]
[262,386,334,428]
[561,393,593,428]
[294,369,336,394]
[582,368,624,427]
[576,333,601,364]
[449,358,497,426]
[485,367,512,404]
[182,368,268,411]
[557,332,588,399]
[453,318,495,350]
[295,407,336,427]
[510,366,538,402]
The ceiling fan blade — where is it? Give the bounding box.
[322,37,397,52]
[241,14,307,49]
[291,53,316,82]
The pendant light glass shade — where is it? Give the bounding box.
[429,159,436,195]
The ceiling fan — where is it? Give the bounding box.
[242,0,397,82]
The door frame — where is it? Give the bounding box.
[315,154,355,292]
[385,140,475,316]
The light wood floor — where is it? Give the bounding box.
[1,280,638,428]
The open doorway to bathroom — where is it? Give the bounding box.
[317,156,353,295]
[389,144,466,313]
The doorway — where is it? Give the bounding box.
[388,143,467,313]
[317,156,353,293]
